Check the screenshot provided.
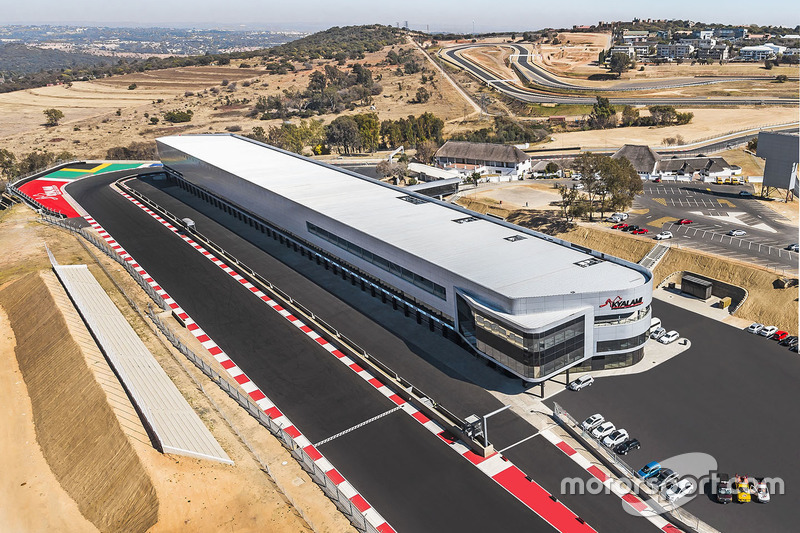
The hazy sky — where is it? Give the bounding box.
[3,0,797,32]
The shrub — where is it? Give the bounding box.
[128,83,137,90]
[221,79,229,86]
[163,109,193,123]
[225,125,242,132]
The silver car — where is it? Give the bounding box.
[650,327,667,340]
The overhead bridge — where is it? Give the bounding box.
[50,255,232,464]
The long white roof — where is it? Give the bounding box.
[158,134,647,299]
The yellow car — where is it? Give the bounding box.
[737,480,751,503]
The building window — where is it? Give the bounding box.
[596,331,649,352]
[307,222,446,300]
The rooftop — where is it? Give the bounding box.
[157,134,648,301]
[435,141,530,164]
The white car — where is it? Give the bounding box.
[573,183,584,190]
[591,421,616,439]
[788,244,799,252]
[658,330,680,344]
[747,323,764,334]
[654,231,673,240]
[568,375,594,391]
[755,481,770,503]
[664,478,696,502]
[727,229,747,237]
[581,413,605,431]
[650,327,667,340]
[759,326,778,337]
[602,429,629,448]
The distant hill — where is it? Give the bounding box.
[0,43,110,75]
[265,24,404,61]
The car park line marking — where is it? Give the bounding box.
[497,425,555,454]
[115,187,599,533]
[83,213,397,533]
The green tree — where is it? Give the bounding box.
[43,108,64,126]
[556,184,580,221]
[599,156,642,214]
[163,109,193,123]
[325,115,360,154]
[608,53,633,76]
[0,148,15,178]
[573,152,605,220]
[414,139,439,164]
[353,113,380,153]
[648,105,678,125]
[415,86,430,104]
[776,74,788,82]
[545,162,559,174]
[746,138,758,152]
[621,105,639,127]
[588,97,617,129]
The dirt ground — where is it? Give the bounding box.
[0,205,352,533]
[462,180,561,210]
[455,194,798,331]
[545,106,799,149]
[0,44,467,160]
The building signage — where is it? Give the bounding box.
[599,295,643,310]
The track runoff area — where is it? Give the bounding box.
[54,169,671,531]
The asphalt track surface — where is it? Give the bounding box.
[438,43,797,106]
[551,299,800,533]
[113,175,667,533]
[67,171,558,533]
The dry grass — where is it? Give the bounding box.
[0,271,159,533]
[456,195,798,330]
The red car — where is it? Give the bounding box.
[632,228,649,234]
[612,223,629,229]
[677,219,693,225]
[772,331,789,341]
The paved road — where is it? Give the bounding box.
[438,43,797,106]
[66,171,553,533]
[118,175,666,533]
[549,298,800,533]
[630,183,798,274]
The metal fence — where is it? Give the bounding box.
[40,212,379,533]
[553,402,720,533]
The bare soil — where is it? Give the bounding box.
[0,205,352,533]
[0,44,467,159]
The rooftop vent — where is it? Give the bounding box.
[575,258,604,268]
[453,216,479,224]
[398,195,427,205]
[504,235,527,242]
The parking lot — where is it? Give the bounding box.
[630,183,798,273]
[549,298,800,533]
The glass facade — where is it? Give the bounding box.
[597,331,649,353]
[307,222,447,300]
[572,347,644,372]
[470,309,585,379]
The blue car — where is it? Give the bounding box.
[636,461,661,480]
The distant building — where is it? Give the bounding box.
[434,141,531,180]
[622,30,651,43]
[609,44,636,58]
[611,145,738,180]
[784,48,800,56]
[692,29,714,40]
[656,43,695,59]
[714,28,748,40]
[739,43,786,61]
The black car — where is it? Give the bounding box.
[717,473,733,504]
[779,335,797,346]
[614,438,641,455]
[623,225,639,232]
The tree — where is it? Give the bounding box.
[598,50,606,64]
[163,109,193,123]
[776,74,788,83]
[415,139,439,164]
[0,148,15,178]
[648,105,678,125]
[353,113,380,153]
[746,138,758,152]
[608,53,633,77]
[556,184,580,221]
[376,159,407,180]
[325,115,360,154]
[573,152,604,220]
[764,59,773,70]
[598,156,642,214]
[43,108,64,126]
[621,105,639,127]
[415,86,430,104]
[588,97,617,129]
[545,162,559,175]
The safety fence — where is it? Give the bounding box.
[553,402,721,533]
[10,159,82,187]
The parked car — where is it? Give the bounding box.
[614,438,641,455]
[654,231,673,240]
[779,335,797,346]
[632,228,649,235]
[727,229,747,237]
[567,375,594,391]
[591,421,616,439]
[659,330,680,344]
[755,480,770,503]
[650,327,667,340]
[771,330,789,341]
[612,223,629,230]
[623,225,639,232]
[664,478,696,502]
[787,244,799,252]
[736,475,752,503]
[653,177,662,183]
[747,323,764,334]
[573,183,584,190]
[607,216,622,223]
[676,219,693,225]
[612,212,629,220]
[650,317,662,333]
[636,461,661,480]
[602,429,629,448]
[647,468,678,490]
[581,414,605,431]
[759,326,778,337]
[738,190,752,197]
[716,473,733,504]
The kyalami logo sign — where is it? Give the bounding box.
[599,295,643,310]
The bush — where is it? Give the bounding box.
[225,125,242,132]
[776,74,788,83]
[149,116,159,125]
[221,79,229,86]
[163,109,193,123]
[128,83,137,90]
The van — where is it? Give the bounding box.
[650,317,661,333]
[612,212,629,220]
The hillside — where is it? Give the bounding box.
[265,24,404,61]
[0,43,111,75]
